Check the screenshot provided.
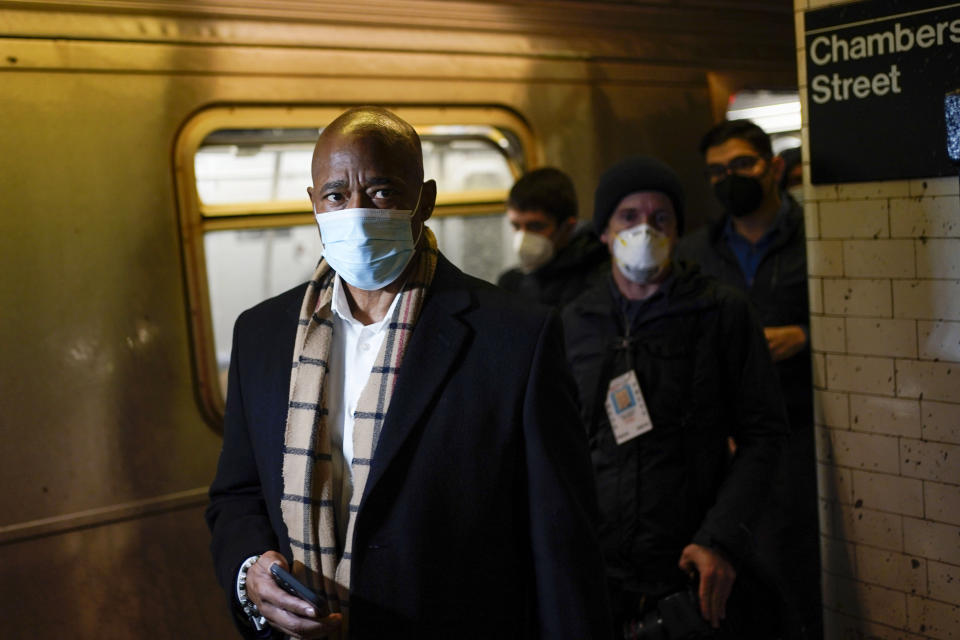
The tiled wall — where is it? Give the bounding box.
[795,1,960,638]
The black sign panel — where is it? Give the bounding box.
[805,0,960,183]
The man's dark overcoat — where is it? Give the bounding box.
[206,255,612,639]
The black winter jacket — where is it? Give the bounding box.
[498,227,609,308]
[561,264,788,591]
[676,199,813,428]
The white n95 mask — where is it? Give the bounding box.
[314,204,421,291]
[612,223,671,284]
[512,231,555,272]
[788,186,804,206]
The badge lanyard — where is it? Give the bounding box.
[602,311,655,445]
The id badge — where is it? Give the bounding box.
[604,370,653,445]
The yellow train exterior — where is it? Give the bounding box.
[0,1,794,636]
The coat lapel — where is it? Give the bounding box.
[358,257,472,512]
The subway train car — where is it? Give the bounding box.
[0,1,798,636]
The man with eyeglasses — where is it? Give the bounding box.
[676,120,819,640]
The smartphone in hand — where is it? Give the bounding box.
[270,564,327,612]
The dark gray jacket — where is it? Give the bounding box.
[561,264,788,591]
[676,199,812,427]
[498,227,609,308]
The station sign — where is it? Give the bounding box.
[805,0,960,183]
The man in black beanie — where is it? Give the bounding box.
[562,155,789,638]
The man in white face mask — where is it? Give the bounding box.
[207,106,612,640]
[562,155,789,639]
[497,167,608,307]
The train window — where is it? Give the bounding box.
[726,90,801,154]
[175,106,537,425]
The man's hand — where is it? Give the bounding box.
[678,543,736,629]
[246,551,342,639]
[764,325,807,362]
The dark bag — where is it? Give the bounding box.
[621,565,788,640]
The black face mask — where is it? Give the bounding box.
[713,175,764,217]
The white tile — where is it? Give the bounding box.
[851,469,923,517]
[836,181,910,200]
[815,389,849,428]
[900,439,960,484]
[808,239,844,276]
[846,318,917,359]
[804,201,820,239]
[822,576,907,628]
[809,278,824,314]
[820,497,839,537]
[906,594,960,640]
[896,359,960,403]
[855,545,927,595]
[843,240,915,279]
[824,279,892,317]
[928,560,960,606]
[921,400,960,446]
[904,518,960,565]
[819,610,858,640]
[806,182,839,203]
[811,314,846,353]
[924,481,960,527]
[825,428,900,473]
[816,426,833,464]
[909,177,960,197]
[821,536,857,578]
[893,280,960,321]
[819,461,854,503]
[917,239,960,279]
[794,5,806,41]
[823,607,928,640]
[820,200,890,239]
[796,48,807,86]
[849,393,920,437]
[826,354,895,395]
[813,351,826,388]
[890,196,960,238]
[919,321,960,363]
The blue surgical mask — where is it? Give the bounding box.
[314,191,423,291]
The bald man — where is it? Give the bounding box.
[206,108,611,640]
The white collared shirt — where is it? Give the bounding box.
[327,275,400,549]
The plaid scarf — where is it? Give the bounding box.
[280,228,438,633]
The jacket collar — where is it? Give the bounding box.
[707,196,803,259]
[570,261,714,327]
[532,227,607,278]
